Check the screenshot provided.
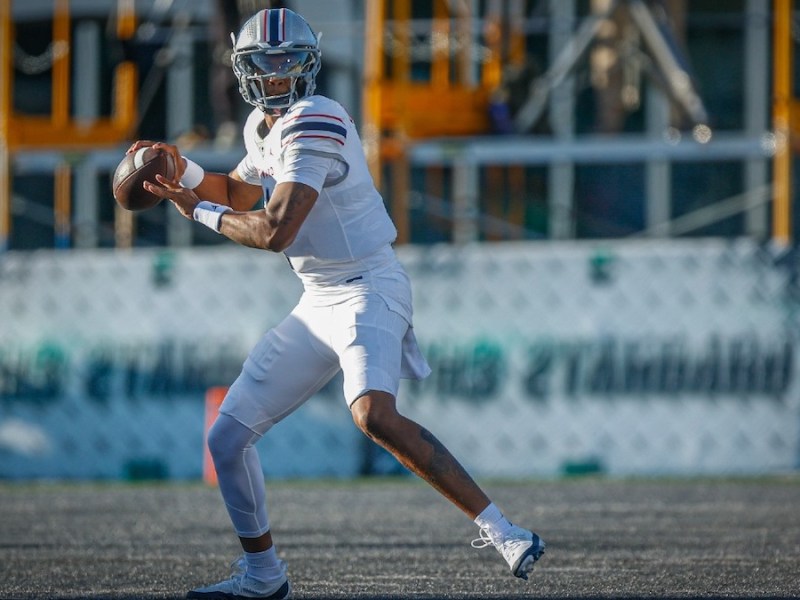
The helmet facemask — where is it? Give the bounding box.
[231,9,321,115]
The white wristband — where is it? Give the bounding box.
[193,201,232,233]
[180,157,205,189]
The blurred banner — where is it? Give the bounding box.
[0,239,798,479]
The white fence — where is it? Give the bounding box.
[0,238,798,479]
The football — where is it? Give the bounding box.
[112,147,176,211]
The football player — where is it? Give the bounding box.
[131,8,545,599]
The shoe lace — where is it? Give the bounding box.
[229,555,287,590]
[220,563,258,596]
[230,554,246,576]
[471,528,499,549]
[472,527,535,557]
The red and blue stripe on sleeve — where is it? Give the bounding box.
[281,112,347,146]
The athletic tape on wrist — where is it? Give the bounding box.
[193,201,232,233]
[180,157,205,189]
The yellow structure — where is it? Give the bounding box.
[773,0,795,245]
[362,0,526,243]
[0,0,138,248]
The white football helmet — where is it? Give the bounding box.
[231,8,321,115]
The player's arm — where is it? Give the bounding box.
[190,168,263,212]
[191,140,341,251]
[145,174,318,253]
[218,181,318,251]
[139,127,336,251]
[126,140,262,211]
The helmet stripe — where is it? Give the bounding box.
[269,10,280,44]
[264,8,287,44]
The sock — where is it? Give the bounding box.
[474,502,513,540]
[245,547,283,583]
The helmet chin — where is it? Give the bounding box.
[263,90,292,114]
[248,77,306,115]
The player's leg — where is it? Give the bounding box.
[351,390,490,516]
[350,391,544,578]
[337,295,545,580]
[189,308,340,600]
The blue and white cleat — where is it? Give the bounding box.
[186,559,291,600]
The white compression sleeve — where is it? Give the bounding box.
[206,413,270,538]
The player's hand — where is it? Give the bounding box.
[127,140,185,183]
[126,140,157,154]
[144,175,200,220]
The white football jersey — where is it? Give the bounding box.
[236,96,398,283]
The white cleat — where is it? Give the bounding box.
[472,525,546,580]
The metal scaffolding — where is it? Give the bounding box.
[0,0,787,249]
[362,0,775,244]
[0,0,138,250]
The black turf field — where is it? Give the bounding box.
[1,477,798,599]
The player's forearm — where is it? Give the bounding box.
[191,172,261,212]
[213,181,315,251]
[218,211,295,252]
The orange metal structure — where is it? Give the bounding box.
[773,0,794,245]
[362,0,525,243]
[0,0,138,248]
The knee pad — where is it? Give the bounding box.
[207,413,260,466]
